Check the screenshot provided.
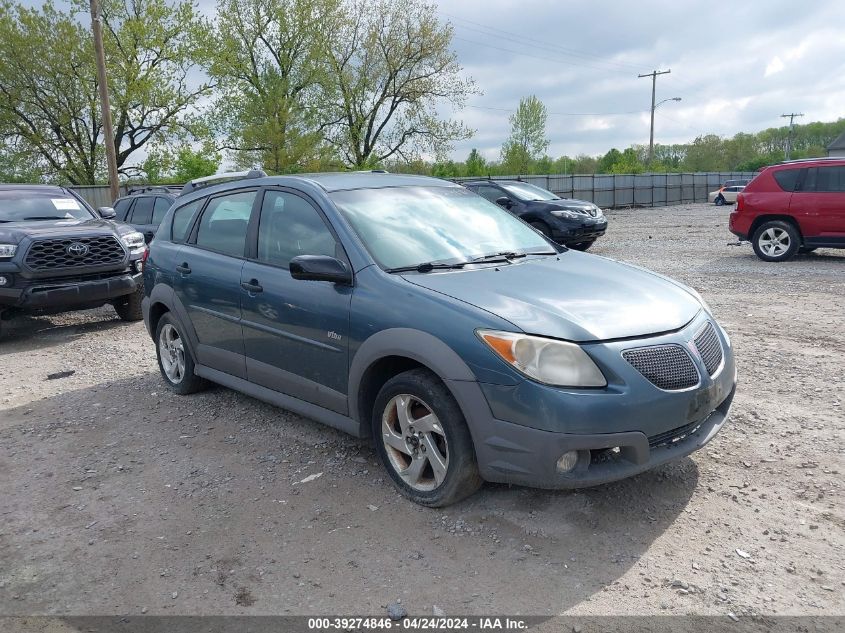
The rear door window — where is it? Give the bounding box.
[194,190,257,257]
[475,185,506,203]
[171,199,204,242]
[805,166,845,192]
[773,169,801,192]
[130,196,154,224]
[152,197,172,225]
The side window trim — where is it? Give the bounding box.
[247,186,349,271]
[123,198,137,222]
[187,188,261,259]
[170,197,208,242]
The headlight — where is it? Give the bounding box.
[477,330,607,387]
[550,209,581,219]
[121,231,145,251]
[0,244,18,258]
[593,206,604,217]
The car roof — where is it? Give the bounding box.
[774,157,845,168]
[0,184,69,194]
[292,172,456,192]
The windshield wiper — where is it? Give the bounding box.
[386,261,467,273]
[470,251,529,263]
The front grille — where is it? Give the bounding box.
[694,321,723,376]
[25,236,126,271]
[648,419,704,448]
[623,344,699,391]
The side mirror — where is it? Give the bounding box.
[495,196,512,209]
[98,206,116,219]
[290,255,352,285]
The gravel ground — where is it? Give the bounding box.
[0,203,843,619]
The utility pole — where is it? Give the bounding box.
[89,0,120,203]
[780,113,804,160]
[638,69,671,166]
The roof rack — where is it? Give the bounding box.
[779,157,841,165]
[180,169,267,195]
[127,185,181,195]
[354,169,390,174]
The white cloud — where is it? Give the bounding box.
[765,56,785,76]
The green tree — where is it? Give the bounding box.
[0,0,212,184]
[207,0,338,173]
[321,0,476,168]
[464,148,486,176]
[501,95,549,173]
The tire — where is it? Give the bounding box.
[372,368,481,507]
[530,221,552,238]
[715,196,725,206]
[155,312,207,394]
[113,281,144,321]
[799,246,817,254]
[751,220,800,262]
[569,240,594,251]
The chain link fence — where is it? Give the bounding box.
[68,172,756,210]
[453,172,757,208]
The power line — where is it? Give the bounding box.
[451,36,641,75]
[468,104,649,117]
[443,14,647,73]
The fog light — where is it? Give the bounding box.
[0,275,8,286]
[556,450,579,473]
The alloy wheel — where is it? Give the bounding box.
[159,323,186,384]
[381,394,449,491]
[758,227,791,257]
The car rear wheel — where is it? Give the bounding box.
[569,240,594,251]
[155,313,206,394]
[715,195,725,206]
[751,220,800,262]
[372,368,481,507]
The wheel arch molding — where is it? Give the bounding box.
[348,328,478,436]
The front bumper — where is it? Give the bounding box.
[551,218,607,245]
[449,311,737,488]
[470,384,733,489]
[0,272,141,311]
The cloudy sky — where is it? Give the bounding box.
[435,0,845,161]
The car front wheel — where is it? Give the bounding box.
[751,220,800,262]
[372,369,481,507]
[715,195,726,206]
[569,240,594,251]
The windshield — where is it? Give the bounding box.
[500,182,560,201]
[330,186,555,270]
[0,191,96,223]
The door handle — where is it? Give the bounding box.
[176,263,191,274]
[240,279,263,294]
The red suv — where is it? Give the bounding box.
[730,158,845,261]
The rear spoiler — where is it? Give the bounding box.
[180,170,267,195]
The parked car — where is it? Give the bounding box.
[709,184,745,205]
[730,158,845,261]
[0,184,147,332]
[143,171,735,506]
[462,180,607,250]
[112,186,180,244]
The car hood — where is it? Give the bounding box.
[401,252,702,342]
[0,218,132,244]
